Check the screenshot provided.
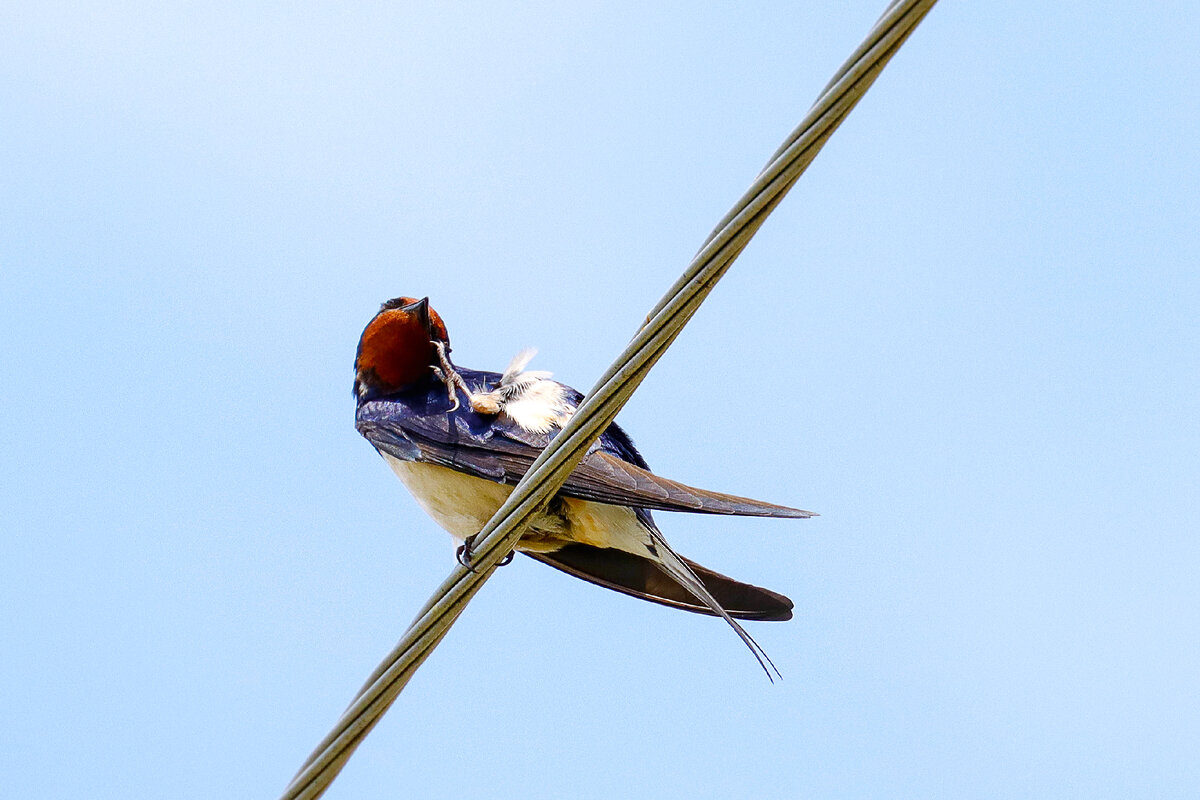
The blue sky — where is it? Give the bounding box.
[2,2,1197,798]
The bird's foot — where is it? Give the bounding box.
[455,535,478,572]
[429,365,460,412]
[455,535,514,571]
[432,341,504,415]
[431,341,479,414]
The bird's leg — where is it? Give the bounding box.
[431,341,475,412]
[455,535,478,572]
[432,340,506,415]
[429,366,460,412]
[455,534,514,571]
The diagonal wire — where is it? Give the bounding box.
[280,2,937,798]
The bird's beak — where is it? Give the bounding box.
[402,296,432,334]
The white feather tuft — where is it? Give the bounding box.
[501,347,539,382]
[459,347,574,432]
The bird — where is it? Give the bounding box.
[353,295,815,677]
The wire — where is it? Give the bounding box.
[280,2,938,797]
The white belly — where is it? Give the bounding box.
[383,455,512,539]
[381,454,650,555]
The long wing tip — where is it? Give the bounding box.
[527,545,795,621]
[740,605,793,622]
[736,503,818,519]
[776,507,818,519]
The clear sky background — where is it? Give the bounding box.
[2,3,1197,798]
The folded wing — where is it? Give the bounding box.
[356,404,816,519]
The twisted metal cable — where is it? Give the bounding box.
[281,2,937,797]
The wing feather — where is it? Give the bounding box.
[525,544,793,621]
[356,397,815,518]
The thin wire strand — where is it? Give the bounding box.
[280,2,937,797]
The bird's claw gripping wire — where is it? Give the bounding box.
[455,534,515,572]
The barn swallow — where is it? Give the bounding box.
[354,296,815,676]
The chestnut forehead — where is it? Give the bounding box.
[354,310,429,380]
[359,308,421,353]
[373,296,449,342]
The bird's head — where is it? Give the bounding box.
[354,296,451,399]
